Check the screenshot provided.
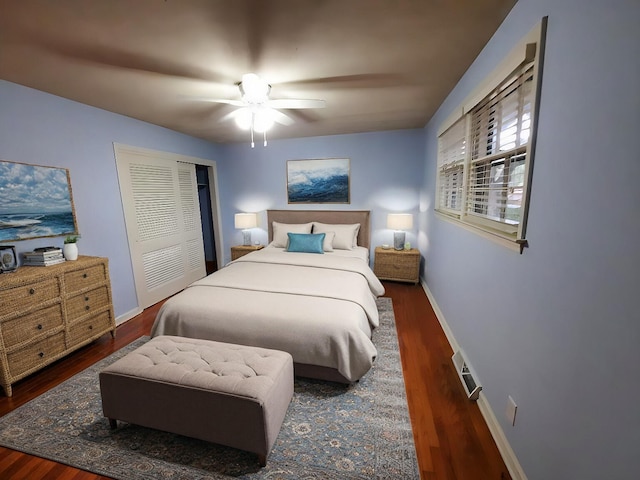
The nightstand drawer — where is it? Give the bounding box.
[231,245,264,260]
[373,247,420,284]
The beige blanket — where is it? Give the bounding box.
[151,249,385,382]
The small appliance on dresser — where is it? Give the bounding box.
[0,245,18,273]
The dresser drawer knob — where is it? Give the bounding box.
[85,305,90,311]
[29,288,35,295]
[83,273,88,278]
[37,324,43,330]
[88,325,93,330]
[85,296,90,301]
[38,352,44,358]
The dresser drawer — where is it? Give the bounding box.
[66,286,110,320]
[7,331,66,378]
[67,311,114,347]
[0,278,61,318]
[1,304,64,348]
[65,264,107,294]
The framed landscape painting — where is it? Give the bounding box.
[287,158,350,204]
[0,160,78,242]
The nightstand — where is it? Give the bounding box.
[231,245,264,261]
[373,247,420,284]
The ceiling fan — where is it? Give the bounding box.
[197,73,326,147]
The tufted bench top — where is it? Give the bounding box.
[101,335,293,400]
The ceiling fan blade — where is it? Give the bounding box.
[186,97,246,107]
[277,73,406,89]
[271,109,294,126]
[19,30,233,84]
[266,99,326,109]
[217,109,243,123]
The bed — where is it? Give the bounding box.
[150,210,385,383]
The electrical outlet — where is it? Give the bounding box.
[506,395,518,426]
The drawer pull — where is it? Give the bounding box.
[38,352,44,358]
[85,305,90,311]
[85,296,89,301]
[29,288,35,295]
[37,324,43,330]
[88,325,93,330]
[83,273,88,278]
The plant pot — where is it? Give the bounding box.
[63,243,78,261]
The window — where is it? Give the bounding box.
[435,18,547,253]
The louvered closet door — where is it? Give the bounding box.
[115,145,206,309]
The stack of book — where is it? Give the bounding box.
[22,247,65,266]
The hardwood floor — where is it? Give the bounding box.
[0,282,511,479]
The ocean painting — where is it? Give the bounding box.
[287,158,350,204]
[0,160,78,242]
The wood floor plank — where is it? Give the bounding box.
[0,285,512,479]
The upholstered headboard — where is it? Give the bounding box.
[267,210,371,250]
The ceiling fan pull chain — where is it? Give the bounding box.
[251,112,255,148]
[264,130,267,147]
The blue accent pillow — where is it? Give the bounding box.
[286,233,326,254]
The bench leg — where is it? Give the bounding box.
[108,418,118,429]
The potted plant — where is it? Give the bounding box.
[63,235,80,261]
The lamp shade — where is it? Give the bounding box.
[234,213,257,229]
[387,213,413,231]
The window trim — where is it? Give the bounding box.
[435,17,547,254]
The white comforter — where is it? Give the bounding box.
[150,248,385,382]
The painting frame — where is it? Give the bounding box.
[0,159,79,243]
[286,158,351,204]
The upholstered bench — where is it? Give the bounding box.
[99,335,294,466]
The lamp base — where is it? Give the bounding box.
[393,231,405,251]
[242,230,251,246]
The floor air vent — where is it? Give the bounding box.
[452,350,482,400]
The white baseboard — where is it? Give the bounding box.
[476,392,528,480]
[421,280,528,480]
[115,306,143,326]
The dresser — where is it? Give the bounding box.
[373,247,421,284]
[0,256,116,396]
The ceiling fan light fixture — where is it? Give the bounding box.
[234,108,253,130]
[240,73,270,103]
[253,109,275,133]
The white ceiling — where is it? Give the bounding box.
[0,0,516,144]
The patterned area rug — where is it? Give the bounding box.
[0,298,418,479]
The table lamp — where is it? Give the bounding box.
[234,213,257,246]
[387,213,413,250]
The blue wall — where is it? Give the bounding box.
[421,0,640,478]
[0,80,222,319]
[217,130,424,264]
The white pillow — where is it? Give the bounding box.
[271,222,313,248]
[322,231,335,252]
[312,222,360,250]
